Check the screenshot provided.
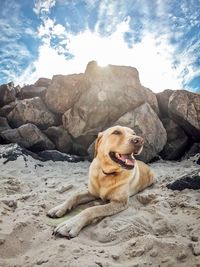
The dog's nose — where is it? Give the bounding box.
[131,137,144,145]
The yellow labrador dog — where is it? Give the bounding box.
[48,125,155,238]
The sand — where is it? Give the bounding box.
[0,144,200,267]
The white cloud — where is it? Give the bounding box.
[13,0,199,92]
[15,19,185,92]
[33,0,56,15]
[14,44,68,85]
[38,17,66,37]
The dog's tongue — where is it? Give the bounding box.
[115,153,135,166]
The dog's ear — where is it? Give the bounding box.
[94,132,103,157]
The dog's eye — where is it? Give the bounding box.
[112,130,121,135]
[132,132,136,136]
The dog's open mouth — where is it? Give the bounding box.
[109,152,135,169]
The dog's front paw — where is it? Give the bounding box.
[47,204,67,218]
[52,215,83,239]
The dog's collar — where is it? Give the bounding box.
[102,169,117,176]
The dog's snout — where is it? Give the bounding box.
[131,136,144,145]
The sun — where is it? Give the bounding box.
[96,59,109,68]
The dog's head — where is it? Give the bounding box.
[95,125,144,170]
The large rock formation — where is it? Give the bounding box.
[0,82,16,107]
[160,119,189,160]
[114,103,167,162]
[0,61,199,162]
[0,101,17,117]
[44,126,73,154]
[0,117,10,133]
[142,86,159,114]
[19,85,47,100]
[63,61,159,147]
[156,89,173,118]
[1,123,55,151]
[169,90,200,141]
[45,74,84,114]
[34,77,51,87]
[184,143,200,159]
[7,97,58,130]
[0,117,11,143]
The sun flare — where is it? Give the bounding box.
[96,59,109,68]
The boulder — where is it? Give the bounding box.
[0,101,18,117]
[34,78,51,87]
[71,141,89,157]
[0,143,84,163]
[19,85,47,99]
[0,117,11,133]
[114,103,167,163]
[167,170,200,191]
[1,123,55,151]
[0,82,16,107]
[0,117,11,143]
[160,119,189,160]
[62,61,159,147]
[168,90,200,141]
[44,126,73,153]
[184,143,200,159]
[45,73,84,113]
[142,86,159,114]
[7,97,58,130]
[0,143,44,163]
[38,150,85,162]
[156,89,173,118]
[87,141,95,161]
[14,85,21,96]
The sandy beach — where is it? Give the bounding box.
[0,145,200,267]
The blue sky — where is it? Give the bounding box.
[0,0,199,92]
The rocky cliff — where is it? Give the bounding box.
[0,61,199,163]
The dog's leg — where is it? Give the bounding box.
[53,199,128,238]
[47,191,96,218]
